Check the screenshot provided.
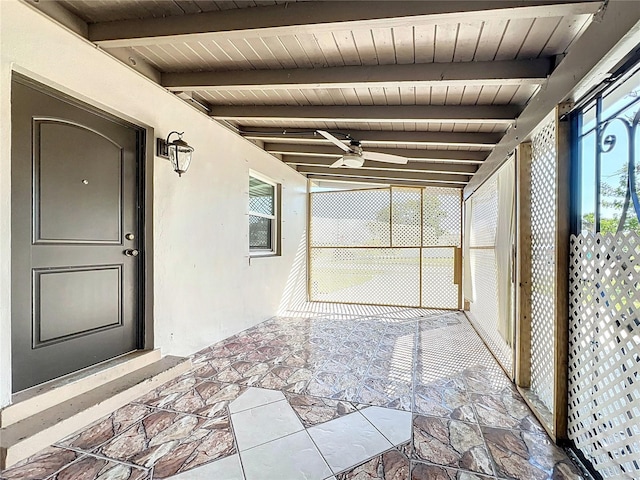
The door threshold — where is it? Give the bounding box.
[4,349,160,427]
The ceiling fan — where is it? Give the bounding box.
[316,130,409,168]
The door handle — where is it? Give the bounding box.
[124,249,139,257]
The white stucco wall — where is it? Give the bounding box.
[0,0,308,407]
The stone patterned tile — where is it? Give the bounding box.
[163,381,247,418]
[275,350,306,367]
[367,358,398,379]
[241,344,293,364]
[258,365,313,392]
[194,345,243,364]
[0,446,81,480]
[134,376,199,408]
[5,307,571,480]
[482,427,583,480]
[414,384,476,423]
[95,411,235,477]
[419,314,463,331]
[219,340,253,355]
[286,394,358,427]
[48,455,150,480]
[321,357,355,375]
[152,417,236,478]
[57,403,154,451]
[471,393,545,433]
[460,366,515,396]
[410,461,495,479]
[336,447,409,480]
[383,323,417,337]
[213,360,271,386]
[412,415,494,476]
[355,377,412,411]
[189,360,224,381]
[303,377,334,397]
[343,338,380,356]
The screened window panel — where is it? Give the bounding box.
[309,186,462,308]
[392,187,421,247]
[423,187,462,247]
[421,248,458,309]
[249,177,274,216]
[310,248,421,306]
[311,189,391,247]
[249,215,272,250]
[465,169,513,374]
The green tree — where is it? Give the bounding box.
[374,196,446,244]
[596,164,640,234]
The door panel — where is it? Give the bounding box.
[36,266,122,345]
[36,121,123,244]
[11,79,141,392]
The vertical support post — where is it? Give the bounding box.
[419,187,424,308]
[554,104,571,441]
[457,189,463,309]
[306,178,312,302]
[454,247,462,309]
[515,142,532,389]
[389,186,393,248]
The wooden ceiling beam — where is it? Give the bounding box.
[283,156,478,175]
[301,167,469,184]
[241,128,502,148]
[211,105,519,124]
[268,144,487,163]
[163,58,552,91]
[89,1,602,47]
[307,175,464,189]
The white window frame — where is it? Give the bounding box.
[249,171,280,256]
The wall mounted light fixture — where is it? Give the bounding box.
[156,131,194,177]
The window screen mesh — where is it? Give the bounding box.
[310,186,461,308]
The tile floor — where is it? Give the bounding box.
[1,305,586,480]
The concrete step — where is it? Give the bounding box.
[0,355,192,469]
[1,349,162,428]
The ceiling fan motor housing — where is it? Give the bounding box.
[340,151,365,168]
[349,141,363,156]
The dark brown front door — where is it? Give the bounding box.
[11,78,142,392]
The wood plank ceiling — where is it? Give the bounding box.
[49,0,604,189]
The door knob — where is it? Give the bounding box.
[125,233,135,240]
[124,249,139,257]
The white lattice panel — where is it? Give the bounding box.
[311,189,391,247]
[309,186,461,309]
[423,187,461,247]
[422,248,459,309]
[530,120,557,414]
[468,248,513,372]
[309,248,421,306]
[392,187,421,247]
[568,232,640,479]
[466,173,513,373]
[469,177,498,248]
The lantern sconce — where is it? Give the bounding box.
[156,131,194,177]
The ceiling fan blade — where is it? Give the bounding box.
[317,130,351,152]
[329,158,345,168]
[362,151,409,164]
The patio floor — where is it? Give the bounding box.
[1,304,584,480]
